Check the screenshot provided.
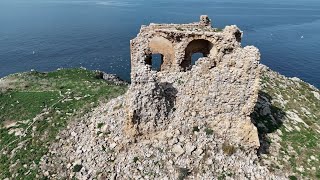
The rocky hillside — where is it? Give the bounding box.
[0,68,127,179]
[252,65,320,179]
[0,66,319,179]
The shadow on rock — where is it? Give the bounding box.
[250,91,286,155]
[159,82,178,113]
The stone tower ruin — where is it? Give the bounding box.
[126,16,261,148]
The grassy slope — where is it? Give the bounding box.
[0,69,127,179]
[252,66,320,179]
[0,67,319,179]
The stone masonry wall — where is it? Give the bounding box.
[127,16,261,148]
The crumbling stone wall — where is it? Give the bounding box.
[127,16,261,148]
[40,16,284,179]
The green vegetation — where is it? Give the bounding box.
[178,167,191,180]
[257,70,320,179]
[192,126,200,132]
[1,65,320,179]
[133,157,139,163]
[222,141,236,156]
[97,122,105,129]
[0,68,127,179]
[204,128,213,135]
[218,171,233,180]
[176,79,184,85]
[218,174,226,180]
[73,164,83,172]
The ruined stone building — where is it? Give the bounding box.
[41,16,280,179]
[127,15,261,148]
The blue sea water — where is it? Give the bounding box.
[0,0,319,87]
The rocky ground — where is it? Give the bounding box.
[0,65,319,179]
[40,96,274,179]
[252,65,320,179]
[40,65,319,179]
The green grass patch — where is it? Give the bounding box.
[258,71,320,179]
[0,68,127,179]
[0,91,60,122]
[288,175,297,180]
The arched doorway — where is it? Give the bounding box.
[181,39,213,70]
[145,37,174,71]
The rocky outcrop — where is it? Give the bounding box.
[40,16,281,179]
[40,95,279,179]
[95,71,129,85]
[251,65,320,179]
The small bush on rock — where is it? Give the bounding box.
[222,141,236,156]
[288,175,297,180]
[204,128,213,135]
[133,157,139,163]
[73,164,83,172]
[178,167,191,180]
[97,123,104,129]
[192,126,200,132]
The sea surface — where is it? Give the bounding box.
[0,0,319,87]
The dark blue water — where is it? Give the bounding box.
[0,0,319,87]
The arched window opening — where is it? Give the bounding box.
[145,53,164,71]
[180,39,213,71]
[191,52,205,66]
[148,36,175,71]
